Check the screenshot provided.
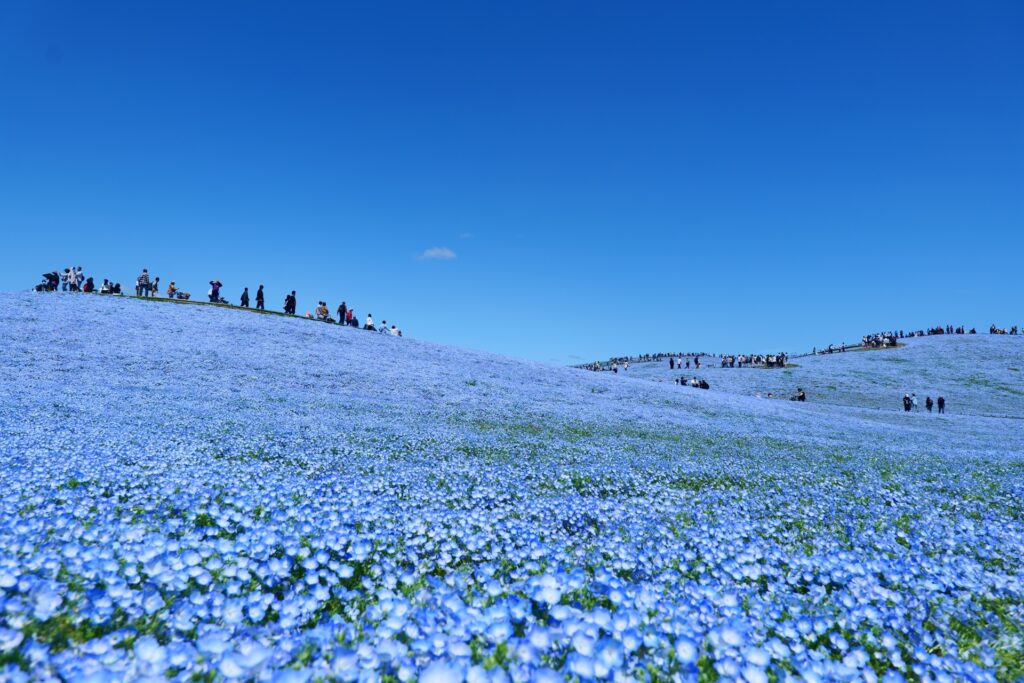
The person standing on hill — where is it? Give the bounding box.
[911,393,919,411]
[337,301,347,325]
[926,396,934,413]
[902,394,912,412]
[256,285,265,310]
[284,291,297,315]
[240,287,250,308]
[138,269,151,297]
[937,396,946,414]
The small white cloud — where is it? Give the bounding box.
[420,247,457,260]
[459,232,474,240]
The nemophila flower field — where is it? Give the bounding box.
[626,338,1024,418]
[1,292,1023,682]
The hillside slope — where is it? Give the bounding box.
[625,336,1024,417]
[1,292,1022,682]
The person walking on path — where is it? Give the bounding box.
[926,396,934,413]
[240,287,250,308]
[937,396,946,414]
[256,285,265,310]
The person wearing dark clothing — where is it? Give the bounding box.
[284,291,297,315]
[240,287,250,308]
[796,389,806,402]
[82,277,95,293]
[256,285,265,310]
[937,396,946,414]
[902,394,912,412]
[209,281,222,303]
[138,269,151,297]
[337,302,347,325]
[925,397,933,413]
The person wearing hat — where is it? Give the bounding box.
[208,280,222,303]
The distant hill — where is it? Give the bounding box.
[624,335,1024,417]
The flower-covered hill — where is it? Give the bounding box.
[626,336,1024,417]
[1,291,1023,682]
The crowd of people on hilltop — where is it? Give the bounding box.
[34,265,405,337]
[902,393,946,414]
[861,324,986,348]
[579,350,792,372]
[577,351,712,371]
[859,323,1017,348]
[716,353,788,368]
[36,267,110,294]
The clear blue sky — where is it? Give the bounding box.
[1,2,1021,363]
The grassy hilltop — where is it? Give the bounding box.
[0,292,1022,682]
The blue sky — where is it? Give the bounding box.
[1,2,1021,363]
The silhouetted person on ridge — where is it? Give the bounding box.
[256,285,265,310]
[925,396,933,413]
[937,396,946,414]
[240,287,250,308]
[137,269,151,297]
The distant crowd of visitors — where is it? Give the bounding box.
[861,325,976,348]
[858,324,1018,349]
[716,353,788,368]
[35,266,405,337]
[579,350,789,372]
